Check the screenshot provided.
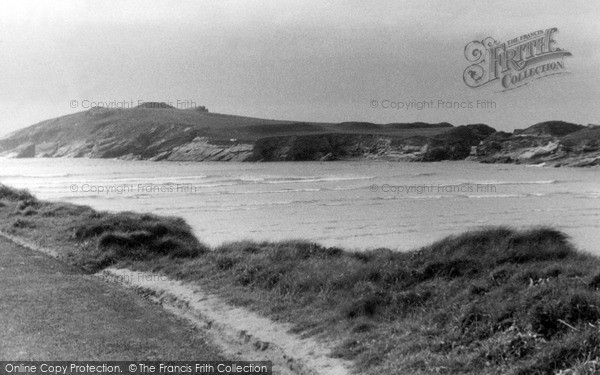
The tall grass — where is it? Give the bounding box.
[160,231,600,374]
[0,184,206,271]
[0,184,36,201]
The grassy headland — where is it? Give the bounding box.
[2,183,600,374]
[1,103,598,165]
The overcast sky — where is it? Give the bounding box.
[1,0,599,135]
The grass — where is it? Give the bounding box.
[0,231,226,360]
[0,185,205,271]
[2,183,600,374]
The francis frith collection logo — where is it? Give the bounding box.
[463,28,572,91]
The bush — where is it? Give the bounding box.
[97,228,206,263]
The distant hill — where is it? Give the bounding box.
[384,122,453,130]
[518,121,585,137]
[0,104,482,162]
[334,121,453,131]
[2,105,596,166]
[561,126,600,144]
[134,101,176,109]
[334,122,383,131]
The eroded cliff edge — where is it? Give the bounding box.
[470,121,600,167]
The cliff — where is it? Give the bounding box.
[472,121,600,167]
[0,105,486,162]
[249,125,495,161]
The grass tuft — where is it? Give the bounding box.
[0,185,35,201]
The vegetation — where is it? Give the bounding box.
[2,183,600,374]
[0,185,205,271]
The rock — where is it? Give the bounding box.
[517,141,559,160]
[319,152,334,161]
[166,137,254,162]
[250,127,493,162]
[15,143,35,158]
[418,125,496,161]
[473,123,600,167]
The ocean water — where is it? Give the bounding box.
[1,159,599,254]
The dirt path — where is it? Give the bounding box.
[0,233,352,374]
[101,268,352,375]
[0,236,226,360]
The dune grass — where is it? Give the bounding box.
[2,183,600,374]
[0,184,205,271]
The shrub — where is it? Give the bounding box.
[97,229,206,263]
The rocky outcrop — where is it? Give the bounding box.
[420,124,496,161]
[152,137,254,162]
[3,142,36,158]
[1,135,254,162]
[473,122,600,167]
[249,125,495,162]
[250,134,398,161]
[0,106,258,161]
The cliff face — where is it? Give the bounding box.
[249,125,496,162]
[0,133,256,162]
[150,138,254,162]
[251,134,409,161]
[0,106,491,163]
[419,124,497,161]
[0,106,283,162]
[472,122,600,167]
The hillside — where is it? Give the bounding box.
[472,121,600,167]
[517,121,585,137]
[0,104,487,162]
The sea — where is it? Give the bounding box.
[1,159,599,254]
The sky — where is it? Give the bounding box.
[0,0,599,136]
